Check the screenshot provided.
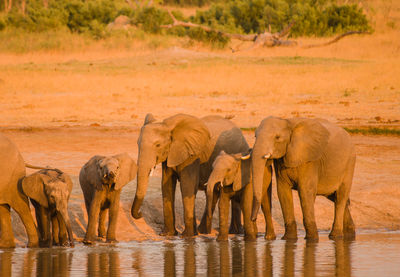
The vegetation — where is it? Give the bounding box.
[0,0,372,48]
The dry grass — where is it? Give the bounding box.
[0,0,399,130]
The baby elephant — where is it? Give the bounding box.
[79,153,137,244]
[206,150,275,241]
[22,169,74,247]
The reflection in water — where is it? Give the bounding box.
[87,250,120,277]
[1,234,400,276]
[335,240,352,277]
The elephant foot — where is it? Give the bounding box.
[98,234,106,239]
[27,240,39,248]
[0,238,15,248]
[244,234,257,241]
[180,229,197,238]
[281,233,298,241]
[39,240,52,248]
[305,235,319,242]
[344,226,356,240]
[159,229,178,237]
[264,232,276,240]
[344,231,356,241]
[329,230,344,241]
[83,237,96,245]
[216,234,228,241]
[198,222,211,234]
[229,224,244,235]
[60,240,73,247]
[106,238,118,244]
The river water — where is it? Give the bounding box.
[1,232,399,276]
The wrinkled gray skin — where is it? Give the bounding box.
[131,114,249,237]
[0,134,39,248]
[80,153,137,244]
[207,150,275,241]
[22,169,74,247]
[251,117,356,241]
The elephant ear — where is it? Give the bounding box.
[233,158,251,192]
[164,114,211,168]
[284,119,330,168]
[144,113,157,125]
[22,172,49,208]
[113,153,138,190]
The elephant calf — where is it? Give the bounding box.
[79,153,137,244]
[22,169,74,247]
[206,150,275,241]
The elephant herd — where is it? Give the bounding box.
[0,113,356,248]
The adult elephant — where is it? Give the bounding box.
[251,117,356,241]
[131,114,249,237]
[22,169,74,247]
[80,153,137,244]
[0,134,39,248]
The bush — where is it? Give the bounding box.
[0,0,372,44]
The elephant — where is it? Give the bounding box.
[251,117,356,241]
[22,168,74,247]
[206,150,275,241]
[131,114,249,237]
[0,133,39,248]
[79,153,137,244]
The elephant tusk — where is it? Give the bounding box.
[241,153,251,160]
[150,166,156,176]
[263,153,271,159]
[103,174,107,178]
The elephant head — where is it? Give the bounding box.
[251,117,329,220]
[97,157,120,188]
[206,150,251,218]
[91,154,137,192]
[131,113,211,219]
[22,169,74,246]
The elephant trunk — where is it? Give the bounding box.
[131,155,154,219]
[59,208,74,247]
[206,174,221,219]
[251,152,267,221]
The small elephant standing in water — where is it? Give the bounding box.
[206,150,275,241]
[22,169,74,247]
[251,117,356,241]
[80,153,137,244]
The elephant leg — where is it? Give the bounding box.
[327,195,355,240]
[198,188,219,234]
[276,176,297,241]
[0,204,15,248]
[242,185,256,241]
[12,197,39,248]
[98,208,107,238]
[52,214,60,246]
[84,192,102,244]
[160,163,178,236]
[343,201,355,239]
[298,174,319,242]
[329,184,349,240]
[178,160,200,237]
[261,181,276,240]
[106,192,120,243]
[56,212,68,246]
[229,197,244,234]
[217,192,230,241]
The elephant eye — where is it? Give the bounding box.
[155,143,161,147]
[275,135,281,140]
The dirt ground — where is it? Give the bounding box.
[1,0,399,245]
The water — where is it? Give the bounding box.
[1,232,400,276]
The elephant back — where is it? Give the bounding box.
[199,116,249,186]
[0,134,26,204]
